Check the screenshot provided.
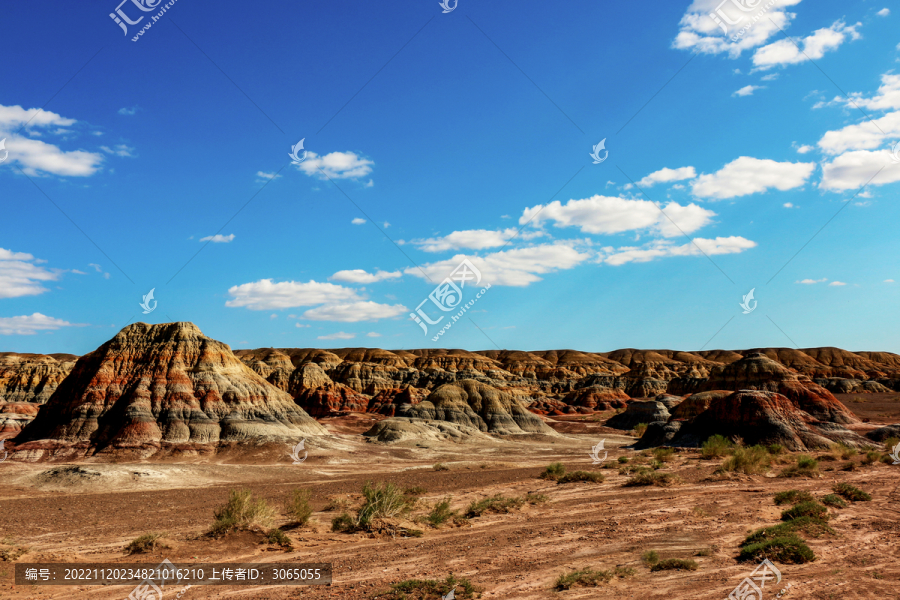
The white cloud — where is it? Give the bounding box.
[819,149,900,191]
[295,151,373,180]
[411,228,543,253]
[0,313,78,335]
[270,314,278,319]
[295,322,310,328]
[877,8,890,17]
[0,104,103,177]
[752,20,861,70]
[318,332,356,340]
[406,243,591,287]
[761,73,779,81]
[226,279,362,310]
[672,0,802,58]
[691,157,815,199]
[818,112,900,155]
[0,248,62,298]
[840,73,900,111]
[200,234,235,243]
[520,195,714,237]
[829,281,847,286]
[100,144,135,157]
[600,236,756,266]
[796,278,827,284]
[256,171,282,182]
[733,85,764,97]
[366,332,382,337]
[885,279,895,283]
[635,166,697,188]
[351,218,366,225]
[118,106,138,115]
[330,269,402,284]
[304,301,408,322]
[783,202,795,208]
[795,144,814,154]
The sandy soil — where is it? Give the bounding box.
[0,402,898,600]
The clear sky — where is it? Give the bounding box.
[1,0,898,355]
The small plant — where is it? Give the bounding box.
[821,494,848,508]
[554,567,634,590]
[862,451,880,465]
[650,558,698,572]
[525,492,548,504]
[653,447,675,462]
[618,456,629,464]
[624,471,678,487]
[404,486,427,496]
[633,423,649,437]
[719,445,771,475]
[781,501,828,522]
[695,547,714,557]
[649,459,664,470]
[692,506,708,518]
[832,482,872,502]
[701,435,734,459]
[125,533,168,555]
[743,517,834,546]
[265,528,292,549]
[433,463,450,471]
[881,454,896,464]
[426,497,457,528]
[773,490,814,506]
[380,574,478,599]
[323,496,353,512]
[210,489,275,536]
[778,455,819,478]
[558,471,605,484]
[464,495,525,518]
[357,481,411,526]
[884,436,899,451]
[767,443,784,455]
[641,550,659,566]
[331,512,354,532]
[738,535,815,564]
[283,489,313,526]
[798,455,818,469]
[830,442,857,460]
[540,462,566,480]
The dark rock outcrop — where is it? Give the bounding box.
[605,401,670,430]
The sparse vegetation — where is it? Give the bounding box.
[464,495,525,518]
[738,535,815,564]
[641,550,659,566]
[650,558,698,572]
[778,455,819,478]
[283,489,313,526]
[649,459,664,470]
[265,528,292,549]
[821,494,848,508]
[830,442,857,460]
[539,462,566,480]
[653,447,675,462]
[554,567,635,590]
[618,456,629,464]
[862,451,880,465]
[331,512,354,532]
[378,574,478,599]
[432,463,450,472]
[624,471,678,487]
[718,445,771,475]
[781,501,828,522]
[357,481,411,527]
[404,486,427,496]
[633,423,649,437]
[773,490,814,506]
[695,547,714,557]
[125,533,169,555]
[425,497,457,528]
[210,489,275,536]
[832,483,872,502]
[766,443,784,456]
[884,436,899,451]
[557,471,605,484]
[323,496,353,512]
[743,517,834,546]
[701,434,734,459]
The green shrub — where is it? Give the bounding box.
[380,574,478,599]
[331,512,354,532]
[641,550,659,566]
[821,494,848,508]
[781,501,828,522]
[539,462,566,480]
[701,435,734,459]
[650,558,698,572]
[738,535,815,564]
[433,463,450,471]
[265,528,292,548]
[125,533,168,555]
[720,445,771,475]
[830,442,857,460]
[618,456,629,464]
[743,517,834,546]
[464,495,525,518]
[210,489,275,536]
[649,459,664,470]
[862,450,880,465]
[632,423,649,437]
[357,481,411,526]
[653,448,676,462]
[284,489,313,526]
[554,567,634,590]
[884,436,899,451]
[832,482,872,502]
[404,486,427,496]
[426,497,457,528]
[773,490,814,506]
[557,471,604,484]
[778,455,819,478]
[624,471,678,487]
[882,454,896,464]
[767,444,784,455]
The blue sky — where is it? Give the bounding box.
[1,0,899,355]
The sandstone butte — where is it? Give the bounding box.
[2,322,899,455]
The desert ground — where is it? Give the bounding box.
[1,400,899,600]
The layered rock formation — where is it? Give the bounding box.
[14,322,325,454]
[0,353,77,404]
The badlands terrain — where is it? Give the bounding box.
[0,322,898,599]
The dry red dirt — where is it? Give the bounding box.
[0,406,898,600]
